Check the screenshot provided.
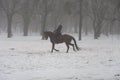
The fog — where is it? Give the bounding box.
[0,0,120,39]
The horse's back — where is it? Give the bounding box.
[61,34,74,41]
[62,34,73,37]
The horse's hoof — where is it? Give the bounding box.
[56,50,59,52]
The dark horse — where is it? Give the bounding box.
[44,31,79,53]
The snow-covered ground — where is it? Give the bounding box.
[0,34,120,80]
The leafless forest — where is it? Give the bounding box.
[0,0,120,40]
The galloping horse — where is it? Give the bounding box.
[44,31,79,53]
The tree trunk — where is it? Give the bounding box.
[40,0,49,40]
[94,29,100,39]
[23,23,29,36]
[85,25,88,35]
[74,17,78,33]
[74,25,78,33]
[79,0,83,40]
[94,24,101,39]
[94,29,97,39]
[7,15,13,38]
[23,17,30,36]
[41,13,47,40]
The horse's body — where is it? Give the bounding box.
[44,31,79,53]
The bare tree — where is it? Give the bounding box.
[79,0,83,40]
[38,0,53,39]
[0,0,22,38]
[90,0,109,39]
[52,0,63,29]
[20,0,38,36]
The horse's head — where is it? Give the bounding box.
[44,31,54,40]
[44,32,49,40]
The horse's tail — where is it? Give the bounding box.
[72,37,79,50]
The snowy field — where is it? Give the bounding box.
[0,34,120,80]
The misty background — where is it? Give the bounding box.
[0,0,120,40]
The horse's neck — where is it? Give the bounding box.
[48,32,54,38]
[47,32,54,42]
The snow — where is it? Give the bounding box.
[0,34,120,80]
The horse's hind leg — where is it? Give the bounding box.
[65,43,69,53]
[69,43,76,51]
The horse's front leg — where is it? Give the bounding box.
[51,43,59,52]
[51,43,55,53]
[54,48,59,52]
